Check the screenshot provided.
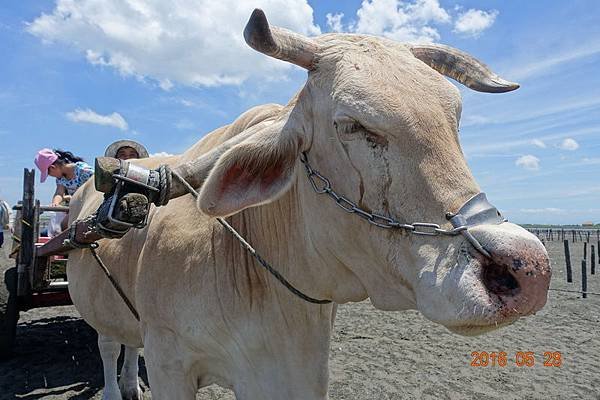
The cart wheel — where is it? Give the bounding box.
[0,265,19,358]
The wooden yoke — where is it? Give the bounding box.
[42,149,229,258]
[94,156,206,201]
[36,220,103,257]
[35,149,221,259]
[35,158,154,257]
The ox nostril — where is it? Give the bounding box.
[482,263,520,296]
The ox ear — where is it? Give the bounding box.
[197,120,300,217]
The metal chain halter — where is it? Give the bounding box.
[299,152,467,236]
[299,152,501,258]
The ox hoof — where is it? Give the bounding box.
[101,386,122,400]
[119,380,142,400]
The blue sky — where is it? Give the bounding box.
[0,1,599,225]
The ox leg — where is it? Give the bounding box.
[143,327,197,400]
[331,303,338,329]
[98,334,122,400]
[119,346,142,400]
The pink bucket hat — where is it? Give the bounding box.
[34,148,58,183]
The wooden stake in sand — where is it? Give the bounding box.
[581,259,587,299]
[591,245,596,275]
[564,240,573,283]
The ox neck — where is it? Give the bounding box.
[220,180,368,305]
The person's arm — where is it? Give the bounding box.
[51,184,67,206]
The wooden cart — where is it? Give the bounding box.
[0,169,75,358]
[1,161,163,357]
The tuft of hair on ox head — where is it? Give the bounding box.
[184,9,550,336]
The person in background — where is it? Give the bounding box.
[104,139,149,160]
[0,199,10,248]
[34,148,94,231]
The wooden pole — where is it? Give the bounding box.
[581,259,587,299]
[591,245,596,275]
[584,242,587,260]
[17,168,35,296]
[32,199,42,287]
[564,240,572,283]
[12,204,69,213]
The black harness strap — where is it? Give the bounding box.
[88,244,141,321]
[67,234,141,321]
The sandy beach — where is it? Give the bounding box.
[0,233,598,399]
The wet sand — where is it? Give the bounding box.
[1,233,598,399]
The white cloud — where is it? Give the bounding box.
[464,126,599,156]
[353,0,451,43]
[515,155,540,171]
[531,139,546,148]
[323,1,496,44]
[461,114,490,126]
[66,108,128,130]
[175,119,195,130]
[453,9,498,37]
[509,44,600,81]
[581,157,600,165]
[326,12,344,32]
[28,0,320,89]
[179,99,195,107]
[520,208,564,214]
[27,0,500,90]
[558,138,579,151]
[150,151,176,158]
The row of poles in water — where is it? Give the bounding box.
[528,228,599,299]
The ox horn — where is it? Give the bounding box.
[410,44,519,93]
[244,8,319,70]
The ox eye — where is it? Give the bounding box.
[334,119,365,135]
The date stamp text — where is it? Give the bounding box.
[470,351,562,367]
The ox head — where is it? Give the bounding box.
[189,9,550,336]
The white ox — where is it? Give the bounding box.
[67,9,551,400]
